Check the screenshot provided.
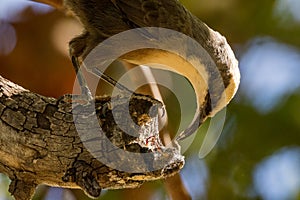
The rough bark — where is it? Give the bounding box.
[0,75,184,200]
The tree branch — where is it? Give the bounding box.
[0,75,184,200]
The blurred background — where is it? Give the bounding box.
[0,0,300,199]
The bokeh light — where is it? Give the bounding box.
[239,37,300,113]
[181,155,209,199]
[0,0,52,23]
[274,0,300,25]
[253,147,300,200]
[0,22,17,55]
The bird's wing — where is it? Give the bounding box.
[111,0,192,34]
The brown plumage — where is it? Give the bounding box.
[63,0,240,140]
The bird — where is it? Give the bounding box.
[63,0,240,140]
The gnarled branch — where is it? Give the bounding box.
[0,75,184,200]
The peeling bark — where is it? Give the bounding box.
[0,75,184,200]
